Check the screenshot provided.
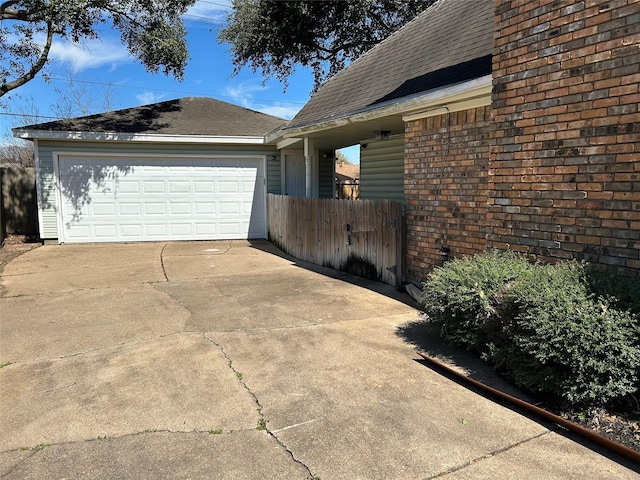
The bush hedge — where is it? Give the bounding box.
[419,250,640,407]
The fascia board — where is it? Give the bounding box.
[282,75,493,136]
[402,95,492,122]
[276,137,303,150]
[12,130,267,144]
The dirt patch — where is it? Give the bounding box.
[0,235,40,274]
[561,405,640,453]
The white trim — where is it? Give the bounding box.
[279,75,493,138]
[402,96,491,122]
[52,151,268,244]
[52,151,268,161]
[33,139,45,239]
[259,155,268,240]
[16,130,266,144]
[276,137,302,150]
[52,152,65,244]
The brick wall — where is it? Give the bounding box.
[404,106,491,281]
[490,0,640,273]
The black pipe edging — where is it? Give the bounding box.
[416,351,640,466]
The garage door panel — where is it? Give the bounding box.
[195,223,216,235]
[118,203,141,216]
[94,225,117,238]
[169,181,190,193]
[58,156,266,243]
[194,181,215,193]
[119,224,143,237]
[170,203,191,215]
[145,224,168,237]
[118,181,140,194]
[220,202,240,214]
[195,203,215,214]
[220,222,241,235]
[143,181,165,194]
[144,203,166,215]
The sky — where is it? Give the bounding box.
[0,0,359,162]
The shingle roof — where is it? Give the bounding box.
[17,97,286,137]
[286,0,493,130]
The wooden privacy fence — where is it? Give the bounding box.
[0,167,39,243]
[267,194,404,286]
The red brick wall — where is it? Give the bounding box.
[490,0,640,273]
[404,106,491,281]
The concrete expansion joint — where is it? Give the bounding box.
[424,430,552,479]
[158,241,234,283]
[201,333,318,479]
[160,243,170,281]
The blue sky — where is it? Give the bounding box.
[1,1,359,162]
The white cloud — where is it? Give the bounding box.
[254,104,301,120]
[49,37,131,73]
[223,83,301,119]
[184,1,230,23]
[135,92,166,105]
[224,83,264,106]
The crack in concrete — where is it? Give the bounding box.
[424,430,552,479]
[201,332,318,480]
[1,427,308,478]
[5,331,192,367]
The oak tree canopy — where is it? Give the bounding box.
[218,0,435,92]
[1,0,196,97]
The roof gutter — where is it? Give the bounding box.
[269,75,492,141]
[12,130,268,145]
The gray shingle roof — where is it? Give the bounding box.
[17,97,286,137]
[286,0,493,130]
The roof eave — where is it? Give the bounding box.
[11,130,269,145]
[280,75,493,138]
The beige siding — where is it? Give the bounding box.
[359,136,405,202]
[36,140,280,240]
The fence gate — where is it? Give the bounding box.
[267,194,404,286]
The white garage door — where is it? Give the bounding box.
[57,156,266,243]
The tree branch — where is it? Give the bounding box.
[1,20,53,97]
[0,0,20,13]
[368,9,393,34]
[317,41,357,56]
[1,0,38,21]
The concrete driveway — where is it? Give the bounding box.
[1,241,637,479]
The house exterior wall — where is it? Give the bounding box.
[490,0,640,274]
[318,153,335,199]
[35,140,281,240]
[360,136,405,202]
[404,106,491,281]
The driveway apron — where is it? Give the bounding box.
[1,241,637,479]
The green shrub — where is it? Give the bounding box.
[419,251,640,407]
[585,267,640,315]
[500,262,640,405]
[419,249,530,351]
